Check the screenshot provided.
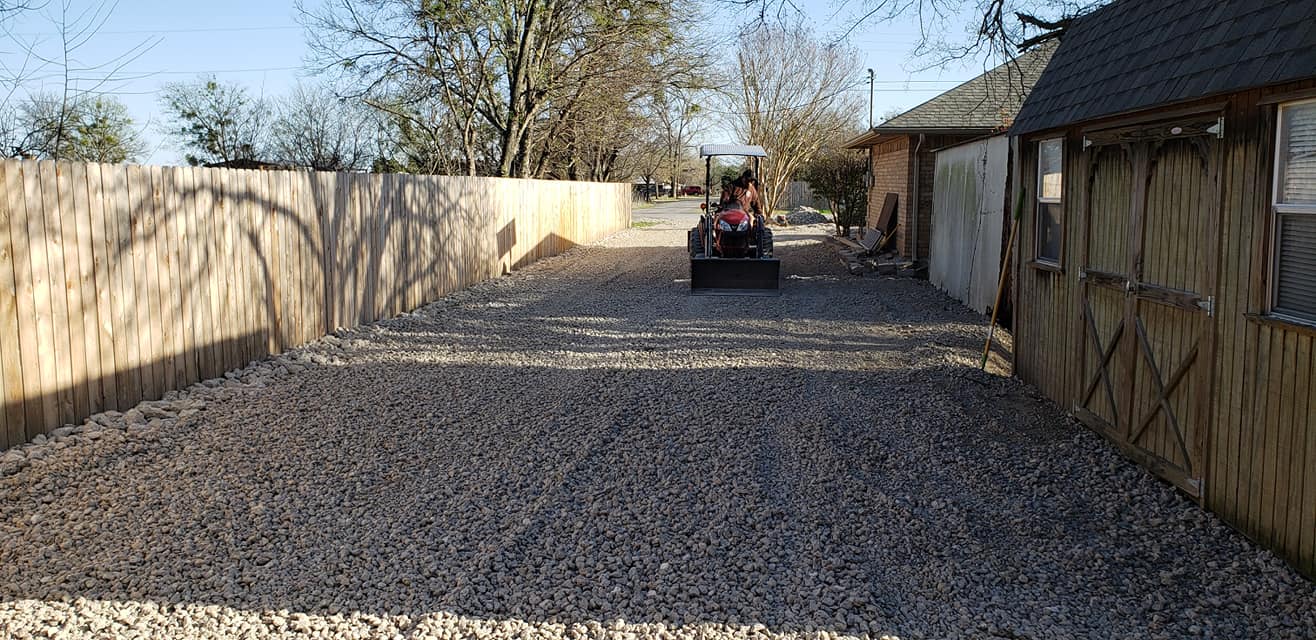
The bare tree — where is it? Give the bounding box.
[728,25,864,214]
[0,0,156,160]
[617,135,668,197]
[370,93,480,176]
[652,87,709,197]
[738,0,1106,60]
[270,83,376,172]
[158,76,269,166]
[300,0,693,178]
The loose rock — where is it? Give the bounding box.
[0,207,1312,640]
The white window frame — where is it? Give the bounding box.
[1035,138,1064,264]
[1270,98,1316,324]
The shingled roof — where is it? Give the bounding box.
[1012,0,1316,135]
[844,44,1055,148]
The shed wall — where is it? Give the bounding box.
[1011,81,1316,578]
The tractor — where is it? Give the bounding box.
[688,144,780,295]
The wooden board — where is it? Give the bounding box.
[0,163,628,448]
[0,162,26,445]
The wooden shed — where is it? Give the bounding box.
[1009,0,1316,577]
[843,45,1053,264]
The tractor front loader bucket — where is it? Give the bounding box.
[690,258,781,296]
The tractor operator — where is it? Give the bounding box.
[721,169,762,218]
[697,169,764,243]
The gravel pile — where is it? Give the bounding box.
[0,221,1313,640]
[782,207,830,225]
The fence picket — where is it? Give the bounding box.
[0,163,628,444]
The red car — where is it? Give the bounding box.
[680,185,704,196]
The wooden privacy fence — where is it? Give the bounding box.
[0,159,631,449]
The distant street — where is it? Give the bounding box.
[634,198,704,227]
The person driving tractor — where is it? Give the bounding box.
[699,169,764,241]
[688,143,777,293]
[721,169,762,218]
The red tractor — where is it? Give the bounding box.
[688,144,779,295]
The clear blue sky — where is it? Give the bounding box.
[1,0,306,164]
[0,0,989,165]
[792,0,989,122]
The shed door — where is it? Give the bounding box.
[1076,120,1220,496]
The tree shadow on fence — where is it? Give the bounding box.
[0,160,626,448]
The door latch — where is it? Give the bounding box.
[1197,295,1215,317]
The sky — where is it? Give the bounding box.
[0,0,992,166]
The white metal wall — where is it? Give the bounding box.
[930,135,1009,313]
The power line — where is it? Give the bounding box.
[13,65,302,89]
[117,65,301,76]
[700,79,869,116]
[11,25,302,37]
[868,79,970,84]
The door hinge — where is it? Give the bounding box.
[1082,136,1093,149]
[1078,268,1087,280]
[1197,295,1215,317]
[1207,117,1224,139]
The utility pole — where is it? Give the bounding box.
[868,69,875,129]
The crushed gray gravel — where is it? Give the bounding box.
[0,218,1313,640]
[780,207,830,225]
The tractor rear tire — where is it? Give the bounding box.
[757,226,774,259]
[689,227,705,258]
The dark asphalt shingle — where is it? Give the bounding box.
[1012,0,1316,135]
[875,43,1056,131]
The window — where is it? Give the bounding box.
[1272,100,1316,323]
[1035,138,1064,263]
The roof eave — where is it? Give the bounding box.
[873,126,997,135]
[842,127,996,148]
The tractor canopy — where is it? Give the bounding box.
[698,144,767,158]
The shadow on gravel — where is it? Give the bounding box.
[0,361,1097,635]
[2,229,1312,639]
[4,363,1312,638]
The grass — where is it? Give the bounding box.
[631,220,661,229]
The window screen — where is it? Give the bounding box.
[1273,100,1316,323]
[1278,101,1316,205]
[1039,139,1064,201]
[1274,214,1316,318]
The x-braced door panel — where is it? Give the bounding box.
[1127,137,1217,494]
[1078,144,1135,437]
[1076,121,1220,497]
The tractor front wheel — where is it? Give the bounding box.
[689,227,705,258]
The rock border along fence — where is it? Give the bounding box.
[0,159,631,449]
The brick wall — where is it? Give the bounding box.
[868,137,910,253]
[866,133,979,261]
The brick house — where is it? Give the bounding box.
[844,46,1054,263]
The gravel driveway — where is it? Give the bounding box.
[1,214,1314,640]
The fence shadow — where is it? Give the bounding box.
[1,215,1308,637]
[0,160,627,449]
[0,357,1096,640]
